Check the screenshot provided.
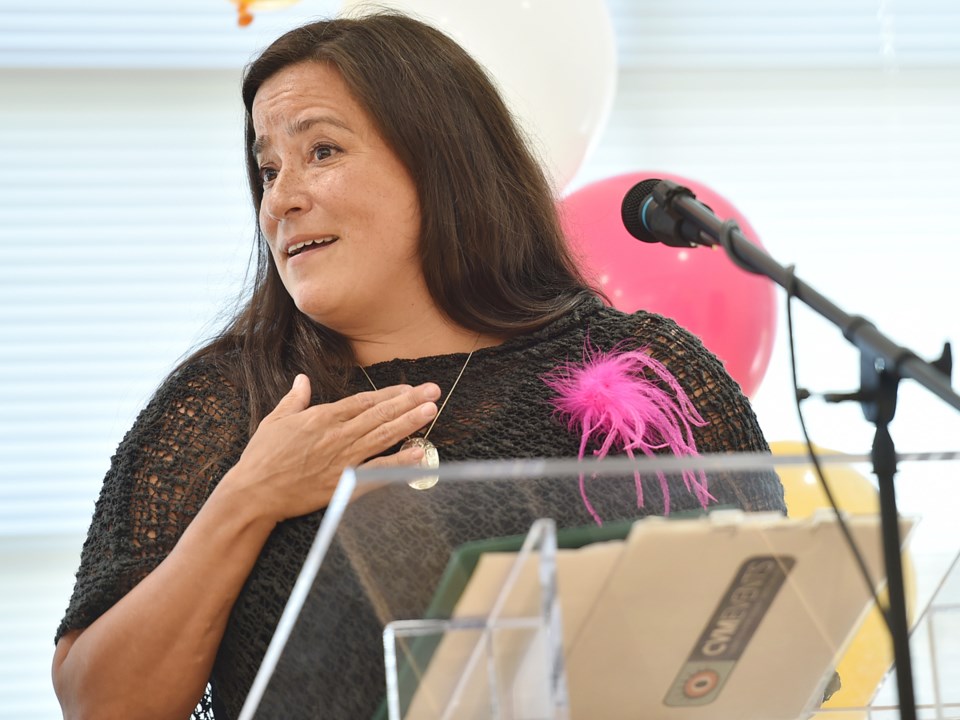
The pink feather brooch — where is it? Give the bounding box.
[543,340,713,524]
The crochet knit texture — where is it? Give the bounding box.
[57,297,785,719]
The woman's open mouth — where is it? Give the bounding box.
[287,236,339,257]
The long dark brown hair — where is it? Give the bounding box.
[183,11,596,435]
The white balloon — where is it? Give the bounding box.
[340,0,617,192]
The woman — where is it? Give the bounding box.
[52,12,784,720]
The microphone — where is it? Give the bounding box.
[620,178,719,248]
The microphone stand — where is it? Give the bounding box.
[655,181,958,720]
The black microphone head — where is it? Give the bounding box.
[620,178,663,243]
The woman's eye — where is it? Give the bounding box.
[313,144,336,161]
[259,167,277,185]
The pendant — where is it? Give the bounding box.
[401,436,440,490]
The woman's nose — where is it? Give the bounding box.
[262,167,311,221]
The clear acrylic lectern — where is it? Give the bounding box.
[236,452,960,720]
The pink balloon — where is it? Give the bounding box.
[559,172,776,397]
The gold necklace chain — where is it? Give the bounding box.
[356,335,481,491]
[356,333,481,442]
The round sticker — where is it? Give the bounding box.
[683,669,720,699]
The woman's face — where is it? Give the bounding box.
[252,61,428,337]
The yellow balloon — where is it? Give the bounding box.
[770,441,916,712]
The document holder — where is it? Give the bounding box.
[236,451,960,720]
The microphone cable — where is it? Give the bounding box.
[778,256,892,635]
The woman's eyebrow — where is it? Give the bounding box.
[253,115,354,158]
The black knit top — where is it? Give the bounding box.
[57,297,785,719]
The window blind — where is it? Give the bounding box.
[1,0,958,70]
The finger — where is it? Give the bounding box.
[344,382,441,434]
[315,382,439,440]
[348,398,439,460]
[346,383,440,434]
[263,374,312,421]
[324,384,414,422]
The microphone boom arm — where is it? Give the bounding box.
[655,178,959,720]
[657,180,957,412]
